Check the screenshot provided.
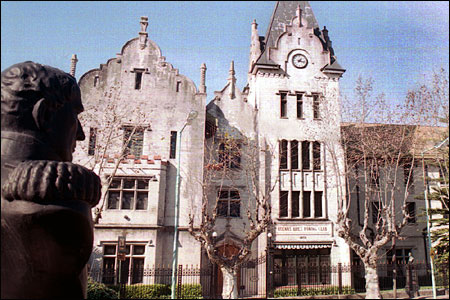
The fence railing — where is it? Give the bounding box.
[88,260,448,299]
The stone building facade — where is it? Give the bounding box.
[72,0,444,292]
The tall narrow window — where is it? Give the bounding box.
[303,191,311,217]
[135,70,143,90]
[313,142,321,170]
[94,75,99,87]
[280,92,287,118]
[291,140,299,169]
[403,163,414,192]
[280,191,288,217]
[372,202,381,224]
[314,191,323,217]
[123,126,144,157]
[88,127,97,156]
[406,202,416,224]
[170,131,177,159]
[302,141,310,170]
[176,81,181,92]
[296,93,303,118]
[313,94,320,119]
[280,140,288,169]
[292,191,300,217]
[218,141,241,169]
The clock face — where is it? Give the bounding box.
[292,54,308,69]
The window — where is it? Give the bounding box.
[369,167,380,189]
[135,70,143,90]
[406,202,416,224]
[279,191,288,217]
[302,141,310,170]
[176,81,181,92]
[94,75,99,87]
[218,142,241,169]
[314,191,323,217]
[292,191,300,217]
[387,248,412,264]
[217,190,240,217]
[170,131,177,159]
[313,94,320,119]
[296,93,303,118]
[371,202,381,224]
[123,126,144,157]
[280,140,288,169]
[88,127,97,156]
[102,243,146,284]
[280,92,287,118]
[291,140,299,169]
[403,163,414,192]
[313,142,321,170]
[107,177,150,210]
[303,191,311,218]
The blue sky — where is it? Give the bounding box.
[1,1,449,105]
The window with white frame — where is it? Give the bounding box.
[107,177,150,210]
[102,243,146,284]
[217,189,240,217]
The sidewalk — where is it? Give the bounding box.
[269,287,449,299]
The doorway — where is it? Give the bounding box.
[215,244,241,297]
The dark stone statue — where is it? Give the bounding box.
[1,61,101,298]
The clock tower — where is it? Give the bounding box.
[247,1,350,270]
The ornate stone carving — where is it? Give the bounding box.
[1,61,101,298]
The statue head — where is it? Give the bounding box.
[1,61,85,162]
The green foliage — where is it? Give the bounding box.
[103,283,203,299]
[274,286,355,297]
[87,278,119,300]
[123,284,171,299]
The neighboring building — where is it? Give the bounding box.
[72,0,445,294]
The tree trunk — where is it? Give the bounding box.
[221,267,238,299]
[364,263,382,299]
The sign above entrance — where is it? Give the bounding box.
[275,223,332,236]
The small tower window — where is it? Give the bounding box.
[134,70,143,90]
[313,94,320,119]
[170,131,177,159]
[88,127,97,156]
[296,93,303,118]
[94,75,99,87]
[176,81,181,92]
[280,92,287,118]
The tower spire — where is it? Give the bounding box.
[249,19,261,73]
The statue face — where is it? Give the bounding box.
[46,85,85,162]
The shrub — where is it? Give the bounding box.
[87,278,119,300]
[123,284,171,299]
[178,284,203,299]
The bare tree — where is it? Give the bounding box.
[188,132,276,299]
[74,85,151,223]
[329,70,448,299]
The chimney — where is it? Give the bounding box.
[199,63,207,94]
[228,60,236,99]
[139,16,149,49]
[70,54,78,77]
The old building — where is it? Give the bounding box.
[73,1,445,295]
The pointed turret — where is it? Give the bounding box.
[249,19,261,73]
[228,61,236,99]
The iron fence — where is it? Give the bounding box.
[88,259,448,298]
